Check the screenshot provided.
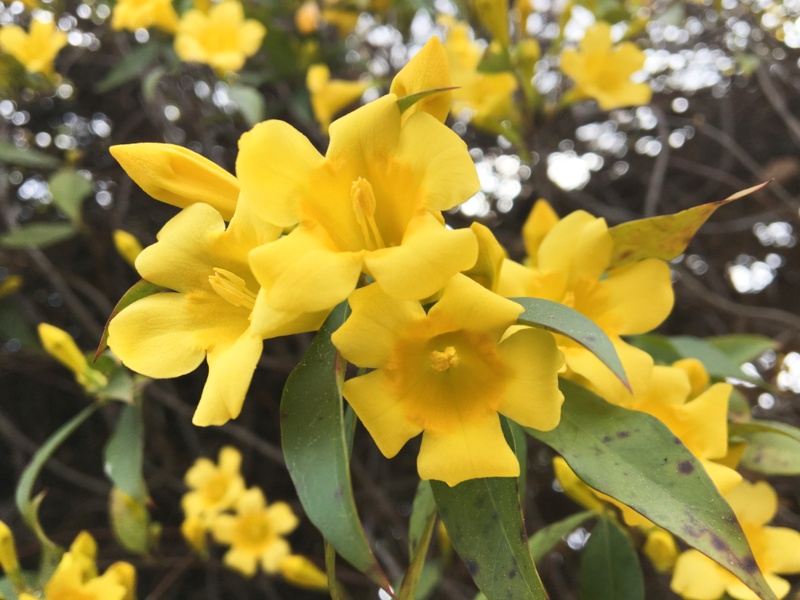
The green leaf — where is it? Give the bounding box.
[628,333,683,365]
[507,419,528,504]
[104,401,147,501]
[141,66,166,103]
[409,480,436,557]
[668,336,759,382]
[578,517,644,600]
[431,478,547,600]
[229,84,266,127]
[109,487,151,554]
[396,87,457,114]
[708,334,778,365]
[399,512,436,600]
[731,421,800,475]
[0,141,61,169]
[325,540,353,600]
[48,169,93,223]
[607,182,769,268]
[0,223,76,249]
[529,510,595,563]
[95,42,163,93]
[281,303,390,590]
[513,297,628,389]
[527,380,776,600]
[477,46,513,74]
[96,280,169,359]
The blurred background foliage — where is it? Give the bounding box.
[2,0,800,597]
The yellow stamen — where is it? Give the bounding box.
[351,177,386,250]
[430,346,459,372]
[209,268,257,310]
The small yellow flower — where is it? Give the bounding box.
[212,488,299,577]
[306,64,370,132]
[111,0,179,33]
[279,555,328,591]
[295,1,321,34]
[182,446,246,519]
[0,17,67,77]
[113,229,143,268]
[331,275,565,486]
[671,480,800,600]
[174,0,266,75]
[38,323,108,391]
[560,22,651,110]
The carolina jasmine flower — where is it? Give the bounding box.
[242,93,480,337]
[331,275,564,486]
[111,0,179,33]
[306,63,370,132]
[174,0,266,75]
[560,22,651,110]
[0,17,67,77]
[38,323,108,391]
[671,480,800,600]
[212,488,299,577]
[182,446,246,519]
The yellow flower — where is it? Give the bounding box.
[0,17,67,77]
[279,555,329,591]
[560,22,651,110]
[174,0,266,75]
[111,0,179,33]
[295,1,321,34]
[38,323,108,391]
[181,514,209,555]
[182,446,246,518]
[441,21,519,132]
[106,201,280,425]
[113,229,143,268]
[331,275,564,486]
[644,528,678,573]
[212,488,299,577]
[671,480,800,600]
[306,64,370,132]
[474,0,510,47]
[242,93,480,337]
[498,200,674,405]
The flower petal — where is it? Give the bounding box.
[266,502,300,535]
[670,550,730,600]
[601,259,674,335]
[522,199,559,265]
[260,538,291,574]
[249,289,330,338]
[762,527,800,574]
[537,211,612,286]
[727,480,777,526]
[224,548,258,577]
[390,36,452,124]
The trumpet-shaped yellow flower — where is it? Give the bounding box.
[0,17,67,76]
[106,201,280,425]
[331,275,564,486]
[498,200,674,405]
[38,323,108,391]
[111,0,179,33]
[212,488,299,577]
[175,0,266,75]
[242,94,480,337]
[306,64,370,132]
[561,22,651,110]
[182,446,246,519]
[671,480,800,600]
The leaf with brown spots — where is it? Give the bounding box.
[607,182,770,268]
[527,380,776,600]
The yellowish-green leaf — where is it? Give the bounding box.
[49,169,93,223]
[109,487,151,554]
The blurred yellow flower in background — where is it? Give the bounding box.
[561,22,651,110]
[306,63,370,132]
[182,446,246,520]
[113,229,143,268]
[111,0,179,33]
[0,17,67,76]
[279,555,329,591]
[175,0,266,75]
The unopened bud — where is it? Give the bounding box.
[279,555,328,591]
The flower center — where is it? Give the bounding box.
[208,268,257,310]
[351,177,386,251]
[429,346,459,372]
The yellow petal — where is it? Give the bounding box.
[643,528,678,573]
[342,370,423,458]
[0,521,20,574]
[673,357,711,398]
[364,213,478,301]
[249,289,329,338]
[390,36,452,124]
[266,502,300,536]
[331,283,424,369]
[537,211,612,287]
[418,413,519,486]
[670,550,730,600]
[224,547,258,577]
[727,574,789,600]
[463,222,507,292]
[601,259,674,335]
[727,480,777,526]
[497,327,564,431]
[260,538,292,574]
[761,527,800,574]
[211,514,237,544]
[110,144,238,220]
[700,459,742,496]
[552,456,604,511]
[676,383,733,459]
[522,199,559,266]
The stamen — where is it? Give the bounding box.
[430,346,460,372]
[351,177,386,250]
[208,268,257,310]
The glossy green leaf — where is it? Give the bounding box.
[669,336,761,383]
[48,169,93,223]
[627,334,682,365]
[396,87,457,114]
[409,480,436,557]
[527,380,776,600]
[104,401,147,501]
[579,517,644,600]
[96,279,169,359]
[708,334,779,365]
[229,84,266,127]
[91,359,134,403]
[607,182,769,268]
[513,297,628,389]
[0,223,76,249]
[95,42,163,93]
[399,512,436,600]
[507,419,528,504]
[529,510,595,563]
[0,141,61,169]
[431,478,546,600]
[281,303,389,590]
[738,432,800,475]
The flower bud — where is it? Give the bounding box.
[279,555,328,591]
[113,229,143,269]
